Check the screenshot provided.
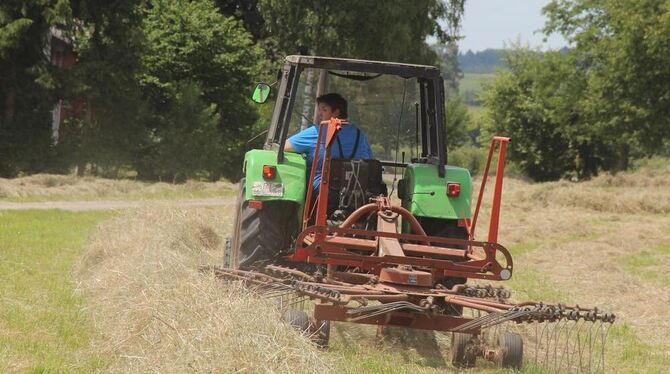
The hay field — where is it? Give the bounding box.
[4,162,667,372]
[76,205,329,373]
[0,174,235,202]
[489,165,670,371]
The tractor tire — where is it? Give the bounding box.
[230,180,295,270]
[451,332,476,368]
[499,331,523,369]
[227,179,245,268]
[423,219,469,315]
[432,223,469,287]
[282,309,310,332]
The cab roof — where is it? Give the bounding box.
[285,55,441,79]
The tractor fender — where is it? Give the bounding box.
[242,149,307,206]
[400,164,472,221]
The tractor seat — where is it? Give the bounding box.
[326,159,386,221]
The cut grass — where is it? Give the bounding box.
[0,174,236,202]
[76,206,330,372]
[0,210,116,372]
[2,164,669,372]
[623,244,670,284]
[506,234,670,372]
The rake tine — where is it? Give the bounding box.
[551,319,567,373]
[544,321,557,368]
[583,321,596,372]
[598,322,612,372]
[455,311,507,331]
[289,297,309,308]
[557,320,576,373]
[349,305,400,321]
[571,319,586,371]
[589,320,604,373]
[536,322,551,367]
[348,302,427,322]
[575,319,588,371]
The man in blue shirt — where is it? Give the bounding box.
[285,93,373,190]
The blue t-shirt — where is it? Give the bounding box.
[288,123,373,190]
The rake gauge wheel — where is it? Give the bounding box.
[282,309,310,332]
[499,331,523,369]
[451,332,477,368]
[313,319,331,348]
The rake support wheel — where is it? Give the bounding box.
[451,332,477,368]
[313,319,331,348]
[282,309,310,332]
[499,331,523,369]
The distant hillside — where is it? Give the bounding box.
[458,49,506,74]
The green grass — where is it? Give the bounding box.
[623,244,670,284]
[0,210,116,372]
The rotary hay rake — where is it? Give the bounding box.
[204,119,615,372]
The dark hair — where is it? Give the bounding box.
[316,93,348,118]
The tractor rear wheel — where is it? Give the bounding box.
[423,219,469,315]
[230,180,295,270]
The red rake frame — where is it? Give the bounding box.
[288,118,513,282]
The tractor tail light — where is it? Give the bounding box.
[447,183,461,197]
[262,165,276,180]
[248,200,263,210]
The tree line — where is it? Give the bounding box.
[0,0,465,181]
[458,48,504,74]
[483,0,670,181]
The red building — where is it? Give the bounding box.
[48,26,85,144]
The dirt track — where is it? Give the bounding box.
[0,198,234,211]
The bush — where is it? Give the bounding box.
[448,146,488,175]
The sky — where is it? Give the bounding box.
[458,0,567,52]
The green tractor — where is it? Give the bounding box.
[229,55,473,272]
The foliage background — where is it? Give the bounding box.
[0,0,466,181]
[1,0,668,182]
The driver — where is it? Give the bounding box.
[285,93,372,190]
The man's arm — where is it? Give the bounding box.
[286,126,317,154]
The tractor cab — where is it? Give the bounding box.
[253,56,451,225]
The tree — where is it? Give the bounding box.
[484,0,670,181]
[0,1,71,176]
[542,0,670,169]
[257,0,465,65]
[433,42,462,98]
[483,48,596,181]
[137,0,264,180]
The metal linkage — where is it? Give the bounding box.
[346,301,430,322]
[203,266,349,305]
[459,285,511,300]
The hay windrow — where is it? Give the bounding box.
[0,174,235,200]
[76,206,330,373]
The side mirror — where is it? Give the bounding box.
[252,83,271,104]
